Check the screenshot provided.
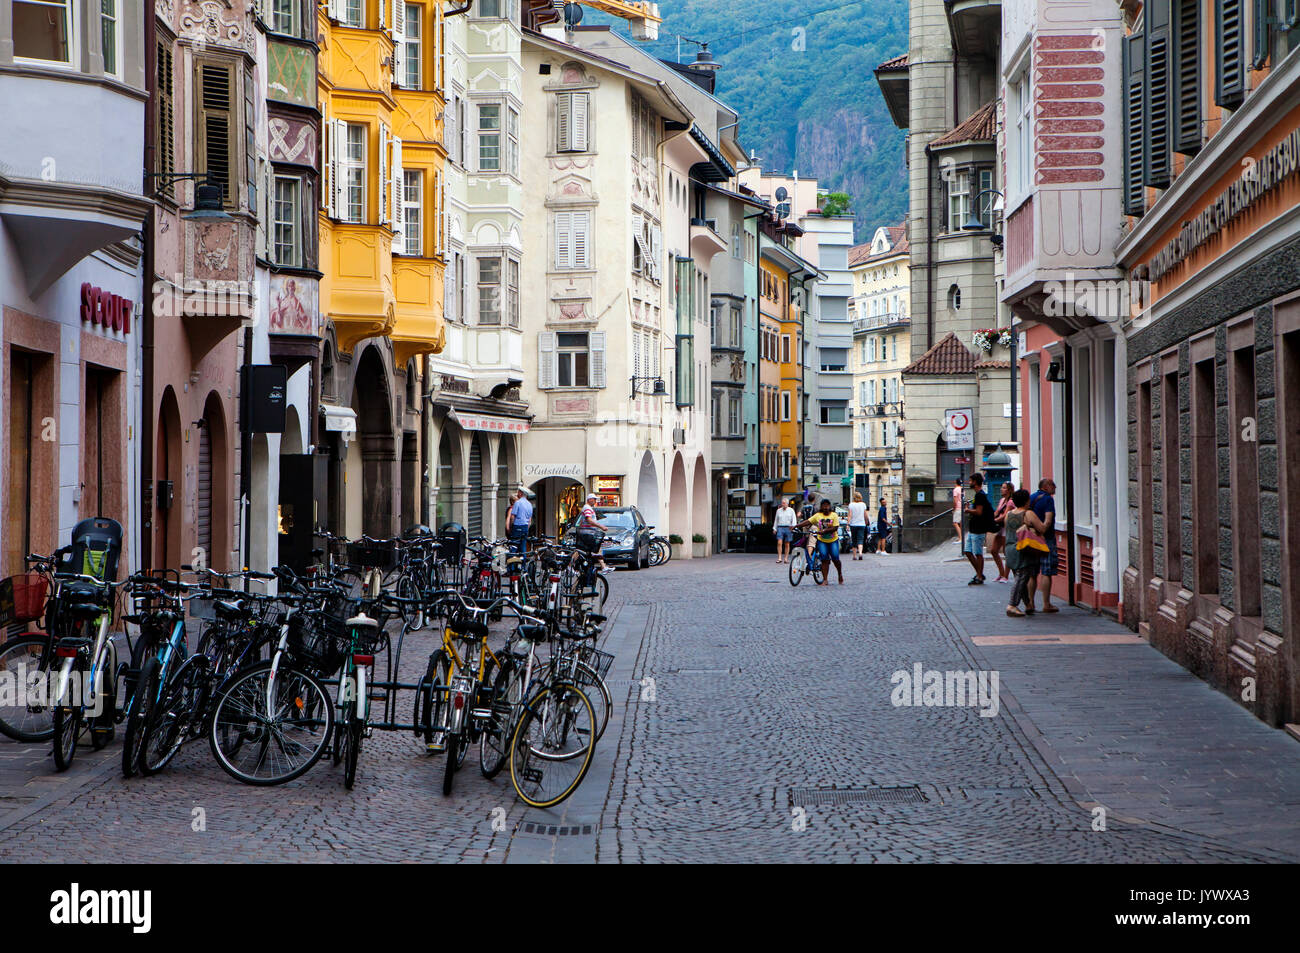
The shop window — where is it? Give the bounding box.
[1229,342,1260,615]
[1162,367,1183,584]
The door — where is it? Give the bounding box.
[467,440,482,536]
[197,419,213,562]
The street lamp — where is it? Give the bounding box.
[630,375,667,400]
[145,171,234,222]
[962,189,1005,248]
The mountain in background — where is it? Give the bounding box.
[592,0,910,242]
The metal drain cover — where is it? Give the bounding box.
[962,786,1037,800]
[788,785,928,807]
[514,821,599,838]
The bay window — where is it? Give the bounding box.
[14,0,72,64]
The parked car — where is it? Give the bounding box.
[593,506,652,569]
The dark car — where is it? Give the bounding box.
[593,506,652,570]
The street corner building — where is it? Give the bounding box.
[1,0,152,578]
[1115,0,1300,731]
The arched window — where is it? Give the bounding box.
[948,284,962,311]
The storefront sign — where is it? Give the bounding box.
[80,284,131,333]
[522,463,584,482]
[591,476,621,506]
[450,410,529,434]
[440,375,470,394]
[1147,126,1300,281]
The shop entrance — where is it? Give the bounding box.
[529,477,585,538]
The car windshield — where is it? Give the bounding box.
[598,510,637,530]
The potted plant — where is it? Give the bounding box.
[669,533,686,560]
[997,327,1014,350]
[691,532,708,559]
[972,328,998,353]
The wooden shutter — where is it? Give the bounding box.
[331,118,347,218]
[573,210,590,268]
[1122,32,1146,216]
[1173,0,1202,155]
[156,42,175,192]
[197,61,235,205]
[590,331,607,388]
[379,122,390,226]
[631,211,646,271]
[1216,0,1247,108]
[554,211,572,269]
[556,93,571,151]
[538,332,557,388]
[571,92,589,151]
[1144,0,1172,188]
[392,1,407,87]
[391,136,404,253]
[1253,0,1270,68]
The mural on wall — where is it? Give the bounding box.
[269,115,317,164]
[269,275,319,336]
[268,41,316,108]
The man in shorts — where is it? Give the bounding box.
[774,498,797,564]
[1029,478,1059,612]
[797,498,844,586]
[963,473,993,585]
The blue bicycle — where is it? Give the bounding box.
[788,531,826,587]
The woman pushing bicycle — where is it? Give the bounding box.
[796,498,844,586]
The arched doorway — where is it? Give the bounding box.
[692,455,709,556]
[668,452,688,547]
[277,403,314,571]
[352,345,394,538]
[529,477,584,538]
[155,387,183,570]
[435,428,457,528]
[197,392,230,571]
[635,451,660,530]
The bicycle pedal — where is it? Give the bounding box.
[523,767,543,783]
[425,741,446,753]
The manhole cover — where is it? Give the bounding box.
[668,667,739,675]
[962,786,1037,800]
[514,821,599,838]
[788,785,928,807]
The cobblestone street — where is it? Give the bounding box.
[2,548,1298,863]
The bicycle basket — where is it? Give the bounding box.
[582,647,615,683]
[574,528,605,554]
[0,574,49,625]
[347,540,397,570]
[289,611,348,677]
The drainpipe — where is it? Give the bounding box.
[140,11,157,571]
[446,0,474,16]
[924,144,935,353]
[1063,341,1076,607]
[421,354,431,526]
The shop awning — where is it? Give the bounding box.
[321,404,357,434]
[450,410,530,435]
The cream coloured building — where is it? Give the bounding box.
[849,225,910,515]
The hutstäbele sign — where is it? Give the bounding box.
[1147,127,1300,282]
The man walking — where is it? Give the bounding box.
[774,498,797,564]
[505,488,533,555]
[963,473,993,585]
[876,497,890,554]
[1030,478,1059,612]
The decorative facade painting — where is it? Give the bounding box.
[269,275,319,336]
[268,40,316,108]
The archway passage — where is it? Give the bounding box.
[692,455,709,555]
[528,477,584,538]
[353,346,394,538]
[198,391,230,572]
[435,429,456,528]
[278,403,315,572]
[155,387,184,571]
[467,438,484,537]
[636,451,661,532]
[668,453,688,545]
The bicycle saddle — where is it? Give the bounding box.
[517,623,548,643]
[214,599,248,619]
[66,601,106,619]
[450,618,490,640]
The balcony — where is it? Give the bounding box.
[392,257,447,364]
[852,312,910,333]
[944,0,1001,58]
[321,221,396,352]
[690,218,728,261]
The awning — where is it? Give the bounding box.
[450,410,530,435]
[320,404,356,434]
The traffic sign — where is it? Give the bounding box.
[945,408,975,450]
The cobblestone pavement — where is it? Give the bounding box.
[1,549,1297,863]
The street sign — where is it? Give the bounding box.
[955,456,971,465]
[944,408,975,450]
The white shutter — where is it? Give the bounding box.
[571,92,589,152]
[380,0,387,31]
[327,0,341,22]
[589,331,606,388]
[649,224,662,281]
[573,210,590,269]
[320,111,329,210]
[379,122,390,226]
[445,92,457,158]
[538,332,557,389]
[392,1,406,87]
[331,118,347,219]
[556,93,571,152]
[554,211,572,269]
[391,136,404,253]
[259,160,272,260]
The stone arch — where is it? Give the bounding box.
[635,450,661,530]
[199,391,232,572]
[281,404,304,455]
[352,343,395,537]
[155,386,184,570]
[668,452,688,544]
[692,454,709,555]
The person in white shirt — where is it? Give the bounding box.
[951,479,964,544]
[847,492,868,560]
[773,498,798,564]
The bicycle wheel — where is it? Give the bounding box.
[479,656,522,779]
[395,574,424,630]
[789,549,807,586]
[121,655,160,777]
[508,682,597,809]
[208,661,334,786]
[573,660,612,744]
[419,650,450,752]
[0,635,56,742]
[343,712,362,789]
[51,657,85,772]
[657,538,673,563]
[140,656,204,775]
[811,558,826,586]
[594,573,610,608]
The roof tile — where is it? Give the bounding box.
[903,332,977,375]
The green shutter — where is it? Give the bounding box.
[1122,32,1146,215]
[1216,0,1247,108]
[1253,0,1271,68]
[1144,0,1172,188]
[1172,0,1202,155]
